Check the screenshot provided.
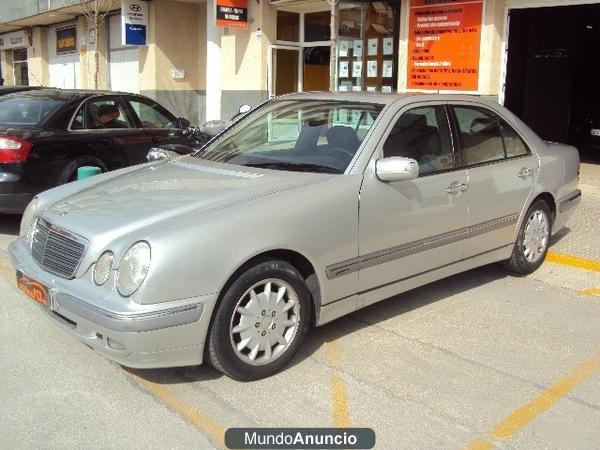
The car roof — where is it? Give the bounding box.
[3,88,138,101]
[278,91,494,107]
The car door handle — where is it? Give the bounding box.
[445,183,468,194]
[517,167,534,178]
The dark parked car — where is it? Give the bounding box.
[0,89,199,213]
[0,86,43,96]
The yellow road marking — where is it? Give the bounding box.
[327,340,351,428]
[546,252,600,273]
[465,438,494,450]
[132,374,226,449]
[577,287,600,297]
[466,351,600,449]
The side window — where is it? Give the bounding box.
[500,120,529,157]
[383,105,455,175]
[453,106,505,166]
[84,98,132,130]
[71,106,84,130]
[128,98,176,129]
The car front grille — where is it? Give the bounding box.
[31,218,87,279]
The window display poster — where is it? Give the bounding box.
[367,60,378,78]
[353,39,363,57]
[339,40,349,57]
[407,0,483,91]
[383,37,394,55]
[382,60,393,78]
[339,61,349,78]
[352,85,362,92]
[382,85,392,93]
[367,86,376,92]
[368,38,378,56]
[352,61,363,78]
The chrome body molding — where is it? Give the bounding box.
[558,189,582,213]
[55,293,204,333]
[325,214,519,279]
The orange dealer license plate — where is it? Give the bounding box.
[17,271,50,308]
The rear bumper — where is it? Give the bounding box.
[8,238,217,368]
[0,192,33,213]
[0,168,32,213]
[558,189,582,213]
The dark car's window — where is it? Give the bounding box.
[128,98,176,129]
[0,96,66,127]
[500,120,530,157]
[72,98,132,130]
[383,105,455,175]
[453,106,505,166]
[195,100,382,174]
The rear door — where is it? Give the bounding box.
[71,95,151,166]
[125,96,191,150]
[449,103,537,257]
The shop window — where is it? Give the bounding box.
[13,49,28,86]
[277,11,300,42]
[336,1,399,93]
[304,11,331,42]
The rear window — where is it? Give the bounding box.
[0,96,66,127]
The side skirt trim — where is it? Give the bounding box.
[326,214,519,279]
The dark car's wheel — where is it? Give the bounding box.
[58,156,107,184]
[207,260,311,381]
[504,199,553,274]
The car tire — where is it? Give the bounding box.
[58,156,107,185]
[207,260,312,381]
[503,199,553,274]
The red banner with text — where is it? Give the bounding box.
[407,0,483,91]
[216,0,248,28]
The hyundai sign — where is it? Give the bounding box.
[121,0,148,46]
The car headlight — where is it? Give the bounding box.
[116,242,151,297]
[93,251,114,286]
[20,197,38,238]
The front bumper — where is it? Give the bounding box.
[9,239,218,368]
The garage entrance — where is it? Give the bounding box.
[503,4,600,157]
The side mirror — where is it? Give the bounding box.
[175,117,191,129]
[238,104,252,115]
[376,157,419,182]
[147,147,178,162]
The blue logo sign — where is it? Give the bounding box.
[125,24,146,45]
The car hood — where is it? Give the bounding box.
[40,157,328,240]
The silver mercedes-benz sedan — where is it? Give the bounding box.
[9,93,581,380]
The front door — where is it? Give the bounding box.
[125,96,190,156]
[448,103,537,257]
[358,104,469,294]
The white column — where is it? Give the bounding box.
[206,0,222,121]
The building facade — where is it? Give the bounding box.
[0,0,597,146]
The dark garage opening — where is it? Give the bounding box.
[504,4,600,161]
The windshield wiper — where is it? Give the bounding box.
[243,162,341,174]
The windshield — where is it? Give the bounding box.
[0,95,66,127]
[195,100,383,173]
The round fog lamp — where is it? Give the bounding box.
[94,251,114,286]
